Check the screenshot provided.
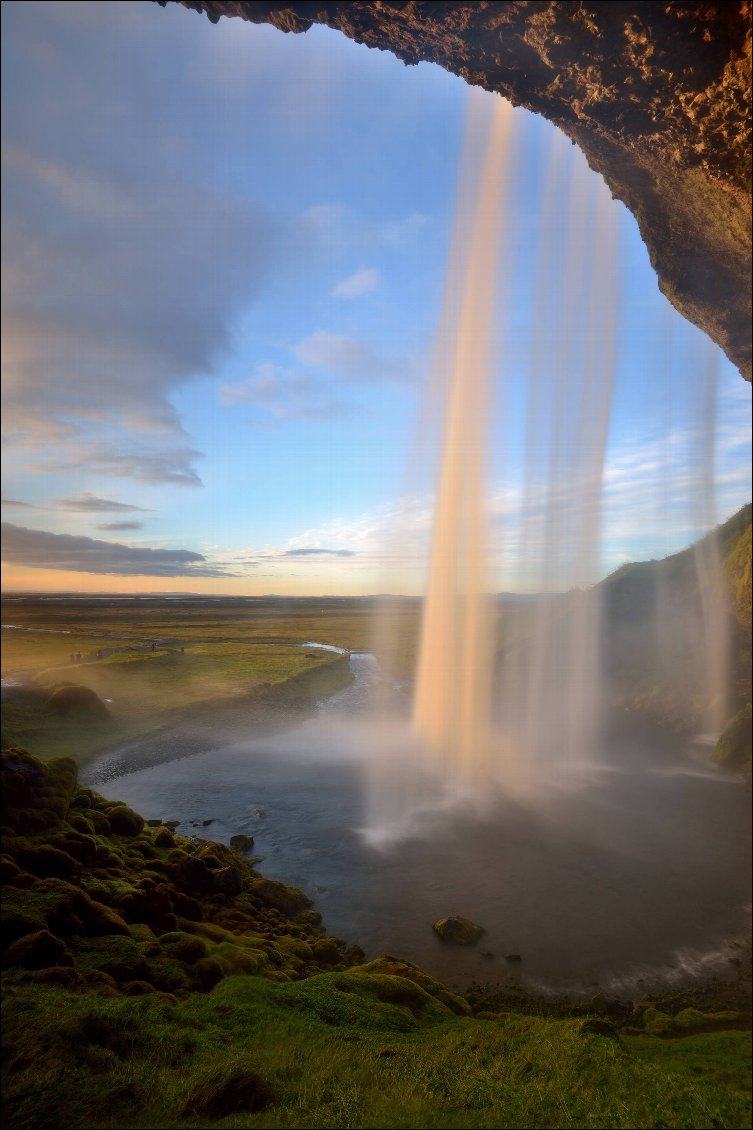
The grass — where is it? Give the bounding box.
[3,976,750,1129]
[2,601,365,764]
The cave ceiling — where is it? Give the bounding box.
[155,1,752,381]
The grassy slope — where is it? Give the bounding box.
[599,503,752,738]
[1,749,750,1130]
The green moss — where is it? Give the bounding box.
[714,705,753,775]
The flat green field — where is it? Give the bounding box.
[2,594,422,763]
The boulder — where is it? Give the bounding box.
[432,916,484,946]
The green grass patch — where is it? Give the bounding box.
[3,977,750,1129]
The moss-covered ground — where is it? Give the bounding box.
[1,748,750,1130]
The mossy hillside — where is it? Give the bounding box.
[2,975,750,1130]
[600,503,752,735]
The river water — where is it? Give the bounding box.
[82,652,751,997]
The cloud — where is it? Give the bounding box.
[332,266,380,299]
[219,362,352,424]
[1,523,234,578]
[284,548,356,557]
[3,151,273,475]
[96,521,144,532]
[52,493,150,513]
[292,331,411,384]
[2,0,280,492]
[299,205,427,254]
[36,446,203,487]
[2,498,44,509]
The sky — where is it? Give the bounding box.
[2,0,751,596]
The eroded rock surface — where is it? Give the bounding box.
[155,0,752,380]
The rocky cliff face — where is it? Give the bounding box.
[156,0,752,380]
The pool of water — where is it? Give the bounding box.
[82,653,751,997]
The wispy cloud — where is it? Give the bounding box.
[284,547,356,557]
[36,446,203,487]
[52,493,150,513]
[96,521,144,532]
[293,330,412,384]
[219,362,352,424]
[332,266,380,299]
[2,498,44,510]
[1,523,234,578]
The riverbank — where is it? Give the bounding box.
[1,651,354,771]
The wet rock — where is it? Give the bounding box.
[505,954,522,964]
[432,916,485,946]
[146,819,162,827]
[230,834,254,854]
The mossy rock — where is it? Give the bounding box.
[192,957,225,991]
[45,684,109,719]
[357,955,471,1016]
[73,935,152,983]
[249,878,312,916]
[1,749,78,834]
[432,916,485,946]
[16,844,80,881]
[312,937,342,967]
[159,931,207,964]
[2,929,71,970]
[107,806,145,837]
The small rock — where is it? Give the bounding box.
[432,916,485,946]
[202,819,214,826]
[146,819,162,827]
[164,820,180,830]
[505,954,522,963]
[480,951,494,959]
[230,834,255,854]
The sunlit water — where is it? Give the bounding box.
[83,652,750,996]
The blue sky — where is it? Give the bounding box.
[2,0,750,594]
